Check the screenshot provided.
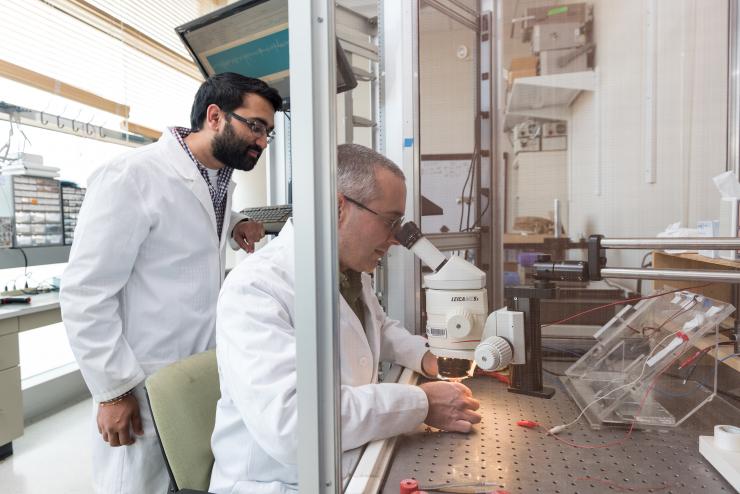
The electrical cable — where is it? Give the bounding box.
[18,247,28,288]
[541,283,711,328]
[626,298,698,337]
[679,341,735,383]
[457,152,475,232]
[542,346,584,358]
[662,369,740,402]
[543,296,709,445]
[465,152,476,232]
[635,252,653,295]
[543,367,566,377]
[548,329,686,436]
[462,191,490,232]
[547,348,683,449]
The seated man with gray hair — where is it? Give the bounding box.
[209,143,482,494]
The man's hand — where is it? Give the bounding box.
[419,380,481,433]
[233,220,265,253]
[97,394,144,447]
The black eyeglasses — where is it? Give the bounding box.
[344,195,405,233]
[227,112,276,143]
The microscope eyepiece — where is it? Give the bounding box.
[395,221,424,249]
[395,221,447,272]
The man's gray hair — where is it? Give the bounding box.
[337,143,405,203]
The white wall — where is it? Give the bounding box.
[568,0,728,272]
[509,150,568,231]
[419,13,477,154]
[225,154,268,270]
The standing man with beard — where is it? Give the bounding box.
[60,72,282,494]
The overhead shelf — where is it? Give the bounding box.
[504,71,597,130]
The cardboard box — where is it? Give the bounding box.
[542,121,567,137]
[539,47,588,75]
[524,3,587,30]
[509,56,538,71]
[542,136,567,151]
[533,22,586,52]
[507,67,538,90]
[513,135,541,154]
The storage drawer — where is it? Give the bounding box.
[0,366,23,445]
[0,333,19,371]
[0,317,18,337]
[18,308,62,332]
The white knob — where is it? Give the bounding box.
[446,308,473,338]
[475,336,513,371]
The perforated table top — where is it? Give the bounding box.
[380,374,737,494]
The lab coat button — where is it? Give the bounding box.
[359,357,369,366]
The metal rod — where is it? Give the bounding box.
[600,237,740,250]
[734,284,740,354]
[447,0,479,17]
[728,0,740,176]
[601,267,740,283]
[423,0,479,31]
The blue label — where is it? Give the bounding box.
[403,138,414,148]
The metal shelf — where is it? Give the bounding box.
[504,71,597,130]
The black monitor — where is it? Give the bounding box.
[176,0,358,110]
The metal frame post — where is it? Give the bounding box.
[266,112,290,205]
[727,0,740,353]
[479,0,504,310]
[729,0,739,176]
[289,0,342,491]
[381,0,422,332]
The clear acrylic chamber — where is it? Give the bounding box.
[561,290,734,429]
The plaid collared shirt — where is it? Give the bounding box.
[171,127,233,238]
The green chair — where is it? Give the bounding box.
[145,349,220,494]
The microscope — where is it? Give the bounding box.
[396,222,526,380]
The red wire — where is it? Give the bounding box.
[543,343,685,450]
[541,283,711,328]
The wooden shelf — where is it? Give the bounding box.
[504,70,597,130]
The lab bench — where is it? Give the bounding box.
[379,373,738,494]
[0,292,61,459]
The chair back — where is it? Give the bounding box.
[145,349,220,492]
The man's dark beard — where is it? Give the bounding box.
[211,121,263,171]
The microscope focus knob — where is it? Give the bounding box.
[475,336,513,371]
[446,308,473,338]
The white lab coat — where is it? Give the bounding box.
[209,220,430,494]
[60,128,246,494]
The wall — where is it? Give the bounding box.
[501,0,572,231]
[568,0,728,273]
[508,150,568,231]
[419,11,477,155]
[225,154,268,270]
